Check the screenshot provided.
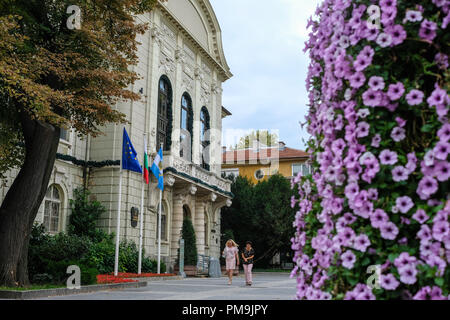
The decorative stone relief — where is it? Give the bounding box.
[175,47,186,64]
[151,25,163,45]
[194,66,205,81]
[211,83,220,94]
[200,87,211,106]
[161,23,176,44]
[165,175,176,187]
[159,53,175,76]
[202,62,212,77]
[181,72,194,92]
[183,45,196,63]
[171,156,232,193]
[189,184,197,195]
[173,158,192,175]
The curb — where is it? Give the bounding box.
[130,276,182,282]
[218,272,290,276]
[0,281,147,300]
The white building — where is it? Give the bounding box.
[0,0,233,271]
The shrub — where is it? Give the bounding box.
[141,258,154,273]
[83,232,116,274]
[118,239,139,273]
[68,188,107,241]
[181,217,198,266]
[28,224,93,283]
[28,224,156,285]
[117,239,155,273]
[28,224,52,279]
[31,273,53,284]
[80,266,99,285]
[292,0,449,300]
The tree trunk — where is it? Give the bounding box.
[253,243,278,264]
[0,112,60,287]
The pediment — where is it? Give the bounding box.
[160,0,232,80]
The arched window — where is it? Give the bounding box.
[157,76,173,151]
[200,107,210,170]
[43,185,61,233]
[156,202,167,241]
[180,93,193,161]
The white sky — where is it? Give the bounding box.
[210,0,322,150]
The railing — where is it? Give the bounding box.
[197,254,210,274]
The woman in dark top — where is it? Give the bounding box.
[241,241,255,286]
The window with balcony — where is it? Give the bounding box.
[180,93,193,161]
[200,106,210,170]
[157,76,173,151]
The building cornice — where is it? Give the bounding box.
[157,0,233,81]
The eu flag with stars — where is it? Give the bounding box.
[122,128,142,174]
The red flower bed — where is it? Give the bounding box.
[97,272,177,284]
[109,272,177,278]
[96,274,138,284]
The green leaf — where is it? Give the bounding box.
[361,257,371,266]
[434,278,444,287]
[388,253,397,262]
[347,276,359,286]
[421,124,434,133]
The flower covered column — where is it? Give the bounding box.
[291,0,450,300]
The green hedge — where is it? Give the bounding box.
[28,224,165,285]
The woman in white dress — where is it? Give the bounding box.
[222,239,239,285]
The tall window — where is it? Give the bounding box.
[43,185,61,233]
[157,76,173,151]
[156,202,167,241]
[200,107,210,170]
[180,93,193,161]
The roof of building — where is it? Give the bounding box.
[222,144,309,165]
[221,106,232,118]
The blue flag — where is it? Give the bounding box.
[151,147,164,191]
[122,128,142,174]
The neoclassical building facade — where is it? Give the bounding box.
[0,0,233,271]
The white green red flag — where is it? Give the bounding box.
[143,136,149,184]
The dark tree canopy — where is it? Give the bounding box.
[221,174,296,267]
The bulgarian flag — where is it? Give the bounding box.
[143,136,149,184]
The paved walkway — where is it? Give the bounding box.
[38,272,296,300]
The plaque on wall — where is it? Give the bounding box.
[131,207,139,228]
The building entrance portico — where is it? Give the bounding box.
[164,159,232,271]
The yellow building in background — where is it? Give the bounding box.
[221,141,311,183]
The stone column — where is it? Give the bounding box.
[194,199,206,255]
[170,195,184,264]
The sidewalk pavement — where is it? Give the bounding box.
[37,272,296,300]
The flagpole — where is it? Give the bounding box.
[114,131,124,277]
[157,142,163,274]
[138,133,147,274]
